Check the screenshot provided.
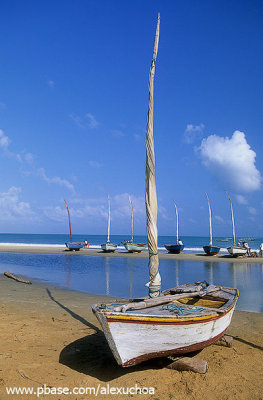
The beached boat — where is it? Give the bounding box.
[226,193,247,257]
[92,14,238,368]
[164,201,184,254]
[92,282,238,367]
[64,200,85,251]
[101,196,117,252]
[123,195,147,253]
[203,193,220,256]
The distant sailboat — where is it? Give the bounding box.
[203,193,220,256]
[165,201,184,254]
[64,200,85,251]
[226,193,247,257]
[101,196,117,252]
[123,195,147,253]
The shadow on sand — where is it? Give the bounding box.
[46,288,170,381]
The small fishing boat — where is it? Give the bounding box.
[93,14,238,368]
[216,238,230,242]
[203,193,220,256]
[101,196,117,252]
[123,195,147,253]
[226,193,247,257]
[92,282,238,367]
[164,201,184,254]
[64,200,85,251]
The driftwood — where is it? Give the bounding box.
[167,357,208,374]
[215,334,233,348]
[116,285,220,312]
[4,271,32,285]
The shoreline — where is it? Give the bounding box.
[0,244,262,263]
[0,275,262,399]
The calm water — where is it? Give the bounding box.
[0,252,262,313]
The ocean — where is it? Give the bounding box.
[0,233,262,253]
[0,233,262,313]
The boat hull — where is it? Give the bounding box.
[227,246,247,257]
[203,245,220,256]
[164,244,184,254]
[93,284,238,367]
[123,242,147,253]
[101,243,117,252]
[65,242,84,251]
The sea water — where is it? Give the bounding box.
[0,234,262,313]
[0,233,262,253]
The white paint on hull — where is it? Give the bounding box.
[227,246,247,257]
[101,243,117,252]
[106,309,234,365]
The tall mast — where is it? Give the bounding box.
[227,192,236,246]
[107,196,111,244]
[205,193,213,246]
[145,14,161,297]
[174,201,179,244]
[129,195,133,242]
[64,199,72,242]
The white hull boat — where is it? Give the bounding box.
[123,242,147,253]
[101,196,117,252]
[93,282,238,367]
[227,246,247,257]
[101,243,118,252]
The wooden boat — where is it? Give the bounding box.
[64,200,85,251]
[123,195,147,253]
[226,193,247,257]
[92,282,238,367]
[165,201,184,254]
[92,14,238,368]
[101,196,117,252]
[203,193,220,256]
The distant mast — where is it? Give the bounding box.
[129,195,134,243]
[227,192,236,246]
[205,193,213,246]
[107,196,111,244]
[64,200,72,242]
[174,201,179,245]
[145,14,161,297]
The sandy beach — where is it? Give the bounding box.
[0,272,262,400]
[0,244,263,263]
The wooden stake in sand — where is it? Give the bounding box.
[4,271,32,284]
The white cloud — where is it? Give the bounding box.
[0,187,35,221]
[88,160,103,168]
[25,152,34,165]
[86,113,99,129]
[70,112,100,129]
[200,130,261,193]
[69,113,85,128]
[0,129,10,148]
[184,123,205,144]
[38,168,75,193]
[44,193,145,223]
[235,194,248,205]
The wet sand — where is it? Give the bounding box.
[0,244,262,263]
[0,274,262,399]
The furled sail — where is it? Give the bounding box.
[145,14,161,297]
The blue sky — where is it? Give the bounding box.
[0,0,263,237]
